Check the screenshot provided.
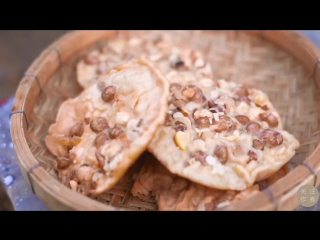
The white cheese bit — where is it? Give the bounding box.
[126,119,141,141]
[247,160,258,172]
[205,155,225,175]
[69,180,78,191]
[217,201,231,209]
[128,37,142,46]
[217,79,229,89]
[92,172,103,182]
[213,112,224,122]
[194,58,205,68]
[224,135,238,141]
[199,78,214,87]
[77,166,91,180]
[194,109,213,119]
[76,148,84,160]
[236,101,249,114]
[109,153,123,170]
[184,102,201,112]
[210,90,219,99]
[233,130,240,137]
[173,112,184,119]
[115,112,129,125]
[195,128,210,134]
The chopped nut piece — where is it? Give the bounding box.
[208,100,216,108]
[69,122,85,138]
[252,139,264,150]
[258,112,279,128]
[246,122,261,135]
[94,133,108,148]
[234,86,249,96]
[109,127,124,139]
[214,146,228,164]
[174,121,187,132]
[54,156,71,170]
[195,117,210,128]
[248,150,258,161]
[95,151,105,167]
[84,55,99,65]
[182,87,196,99]
[97,81,106,91]
[238,96,251,105]
[172,99,187,108]
[215,116,234,132]
[90,117,108,132]
[170,83,182,93]
[204,201,217,211]
[235,115,250,125]
[259,129,283,148]
[193,151,207,163]
[101,86,116,102]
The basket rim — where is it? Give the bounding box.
[9,30,320,211]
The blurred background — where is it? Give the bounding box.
[0,30,68,210]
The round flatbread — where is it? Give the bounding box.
[148,77,299,191]
[76,31,211,89]
[45,57,169,195]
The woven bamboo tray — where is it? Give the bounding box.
[9,30,320,211]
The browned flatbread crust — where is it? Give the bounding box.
[45,58,169,195]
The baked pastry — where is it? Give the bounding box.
[148,77,299,191]
[76,31,212,89]
[45,58,169,195]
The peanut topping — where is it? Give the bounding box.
[90,117,108,132]
[186,85,206,104]
[172,99,187,108]
[109,127,124,139]
[193,151,207,163]
[214,146,228,164]
[256,103,269,110]
[182,87,196,99]
[69,152,76,161]
[170,83,182,93]
[235,115,250,125]
[238,96,251,105]
[101,86,116,102]
[54,156,71,170]
[208,100,216,108]
[69,122,85,138]
[84,55,99,65]
[165,113,173,126]
[252,139,264,150]
[258,112,279,128]
[195,117,210,129]
[97,81,106,91]
[248,150,258,161]
[246,122,261,135]
[95,151,105,167]
[215,116,234,132]
[234,86,249,96]
[94,133,108,148]
[204,201,217,211]
[259,129,283,148]
[174,121,187,132]
[84,117,91,125]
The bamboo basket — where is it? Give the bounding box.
[9,30,320,211]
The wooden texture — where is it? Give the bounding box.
[9,30,320,210]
